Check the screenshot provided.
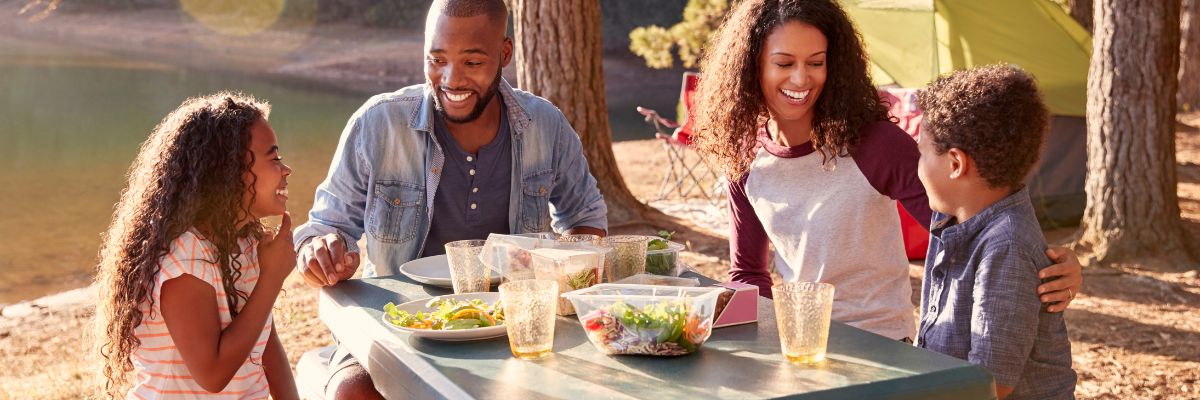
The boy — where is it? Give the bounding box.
[913,65,1077,399]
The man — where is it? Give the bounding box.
[292,0,607,397]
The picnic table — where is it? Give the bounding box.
[318,271,997,399]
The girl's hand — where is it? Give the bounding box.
[258,212,296,287]
[1037,246,1083,312]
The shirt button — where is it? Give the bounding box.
[432,167,441,174]
[472,187,479,193]
[466,156,473,162]
[929,305,937,313]
[469,169,476,176]
[470,203,477,210]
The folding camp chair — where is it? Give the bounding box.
[636,72,722,201]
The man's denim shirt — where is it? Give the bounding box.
[294,79,608,277]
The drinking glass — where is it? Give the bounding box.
[499,279,559,360]
[773,281,835,363]
[445,239,490,293]
[600,235,648,282]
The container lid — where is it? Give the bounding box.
[613,274,701,287]
[560,283,724,301]
[529,247,601,261]
[646,241,686,254]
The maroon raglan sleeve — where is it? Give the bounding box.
[727,173,775,298]
[852,121,933,225]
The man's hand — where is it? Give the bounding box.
[297,233,360,287]
[1038,246,1083,312]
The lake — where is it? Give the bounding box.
[0,35,675,304]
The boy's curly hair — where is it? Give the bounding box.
[691,0,889,179]
[916,65,1049,190]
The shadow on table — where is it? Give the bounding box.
[407,317,590,361]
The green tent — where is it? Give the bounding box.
[843,0,1092,225]
[846,0,1090,116]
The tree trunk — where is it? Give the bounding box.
[1069,0,1094,34]
[1076,0,1197,270]
[1180,0,1200,111]
[508,0,655,225]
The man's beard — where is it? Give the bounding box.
[432,68,503,124]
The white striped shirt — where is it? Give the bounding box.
[129,229,271,399]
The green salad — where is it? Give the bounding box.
[383,298,505,330]
[645,231,677,275]
[580,299,712,356]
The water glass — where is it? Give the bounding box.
[557,234,601,246]
[499,279,559,360]
[600,235,648,282]
[445,239,489,293]
[773,281,835,364]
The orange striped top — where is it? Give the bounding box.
[129,229,272,399]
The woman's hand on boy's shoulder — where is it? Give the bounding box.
[1037,246,1083,313]
[258,212,297,288]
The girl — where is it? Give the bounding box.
[95,92,299,399]
[691,0,1083,341]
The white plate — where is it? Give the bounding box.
[380,292,508,341]
[398,254,502,288]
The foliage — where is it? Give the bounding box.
[628,0,730,69]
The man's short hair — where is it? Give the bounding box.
[431,0,509,28]
[916,65,1049,190]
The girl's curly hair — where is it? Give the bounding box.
[94,92,270,397]
[692,0,889,179]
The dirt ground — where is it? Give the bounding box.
[2,2,1200,399]
[4,133,1198,399]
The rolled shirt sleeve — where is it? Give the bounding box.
[293,113,369,255]
[547,114,609,232]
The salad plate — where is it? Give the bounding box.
[398,254,502,288]
[380,292,508,341]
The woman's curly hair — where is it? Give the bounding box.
[94,92,270,397]
[692,0,889,179]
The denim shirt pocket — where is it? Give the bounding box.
[368,180,423,244]
[520,170,554,232]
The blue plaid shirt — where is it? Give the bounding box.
[917,188,1076,399]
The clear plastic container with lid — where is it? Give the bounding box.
[530,247,604,315]
[561,283,725,356]
[644,240,686,276]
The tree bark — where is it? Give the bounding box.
[1076,0,1197,270]
[508,0,655,225]
[1069,0,1094,34]
[1180,0,1200,111]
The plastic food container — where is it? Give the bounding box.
[530,247,603,315]
[644,241,685,276]
[561,284,725,356]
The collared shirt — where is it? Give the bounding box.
[917,188,1076,399]
[293,79,608,277]
[420,101,513,257]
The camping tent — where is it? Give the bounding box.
[844,0,1091,226]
